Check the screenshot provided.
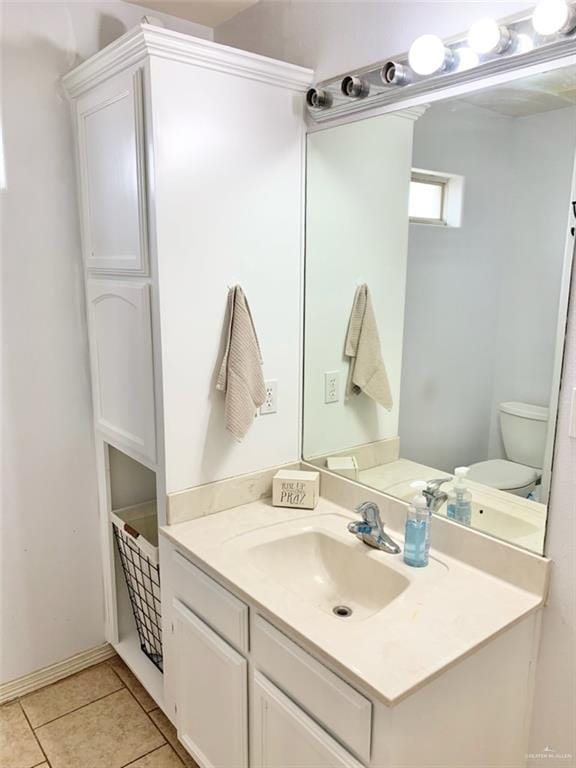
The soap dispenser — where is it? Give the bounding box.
[403,481,430,568]
[447,467,472,526]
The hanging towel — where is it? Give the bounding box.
[216,286,267,441]
[344,284,393,410]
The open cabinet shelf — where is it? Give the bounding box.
[102,442,165,711]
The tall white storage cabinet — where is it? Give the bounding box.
[63,24,312,710]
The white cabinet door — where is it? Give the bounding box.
[77,70,148,274]
[173,598,248,768]
[87,279,156,463]
[252,673,364,768]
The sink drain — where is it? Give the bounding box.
[333,605,353,618]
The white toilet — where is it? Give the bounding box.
[467,402,549,497]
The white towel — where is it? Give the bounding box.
[216,286,266,441]
[344,284,393,410]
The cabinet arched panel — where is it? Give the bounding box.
[77,70,148,274]
[87,279,156,463]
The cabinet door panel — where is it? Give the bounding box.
[87,279,156,463]
[78,70,148,274]
[252,673,364,768]
[173,599,248,768]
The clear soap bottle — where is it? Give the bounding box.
[447,467,472,526]
[403,485,430,568]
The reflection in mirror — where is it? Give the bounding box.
[303,65,576,555]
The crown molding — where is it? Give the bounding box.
[393,105,429,122]
[62,24,314,99]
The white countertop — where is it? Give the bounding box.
[161,496,544,706]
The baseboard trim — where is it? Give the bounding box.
[0,643,116,704]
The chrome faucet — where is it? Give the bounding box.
[423,478,452,513]
[348,501,401,554]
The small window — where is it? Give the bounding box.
[409,172,448,225]
[409,168,465,228]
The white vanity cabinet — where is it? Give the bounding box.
[86,279,156,463]
[160,534,543,768]
[76,70,149,275]
[172,599,248,768]
[252,673,363,768]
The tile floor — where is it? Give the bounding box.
[1,655,199,768]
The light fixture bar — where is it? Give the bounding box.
[306,8,576,122]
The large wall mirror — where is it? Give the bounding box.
[303,63,576,555]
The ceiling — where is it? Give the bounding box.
[128,0,259,28]
[457,66,576,118]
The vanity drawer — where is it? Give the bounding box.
[252,615,372,762]
[170,549,249,654]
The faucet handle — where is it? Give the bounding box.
[354,501,381,526]
[348,520,371,535]
[425,477,452,493]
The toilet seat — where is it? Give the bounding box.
[467,459,540,491]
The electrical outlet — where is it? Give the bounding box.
[260,380,278,415]
[324,371,340,404]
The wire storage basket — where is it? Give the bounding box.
[111,502,163,672]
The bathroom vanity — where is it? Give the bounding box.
[60,11,574,768]
[159,486,548,768]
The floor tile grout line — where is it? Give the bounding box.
[111,684,171,763]
[18,700,50,767]
[120,742,184,768]
[25,679,126,730]
[106,659,133,691]
[106,658,158,715]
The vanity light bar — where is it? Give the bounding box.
[306,2,576,121]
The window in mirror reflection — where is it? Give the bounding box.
[409,172,447,224]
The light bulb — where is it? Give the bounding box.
[408,35,453,76]
[454,47,480,71]
[468,18,512,54]
[515,33,535,53]
[532,0,576,35]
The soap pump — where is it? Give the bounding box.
[403,481,430,568]
[447,467,472,526]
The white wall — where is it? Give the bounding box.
[216,0,532,80]
[528,265,576,765]
[1,1,211,684]
[303,112,414,458]
[215,2,576,760]
[400,103,512,471]
[399,103,574,474]
[149,55,307,493]
[488,107,576,457]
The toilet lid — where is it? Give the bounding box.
[467,459,540,490]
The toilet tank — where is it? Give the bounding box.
[499,402,549,468]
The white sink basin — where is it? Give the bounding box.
[221,513,432,620]
[246,528,410,620]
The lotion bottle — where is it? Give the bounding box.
[447,467,472,525]
[403,484,430,568]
